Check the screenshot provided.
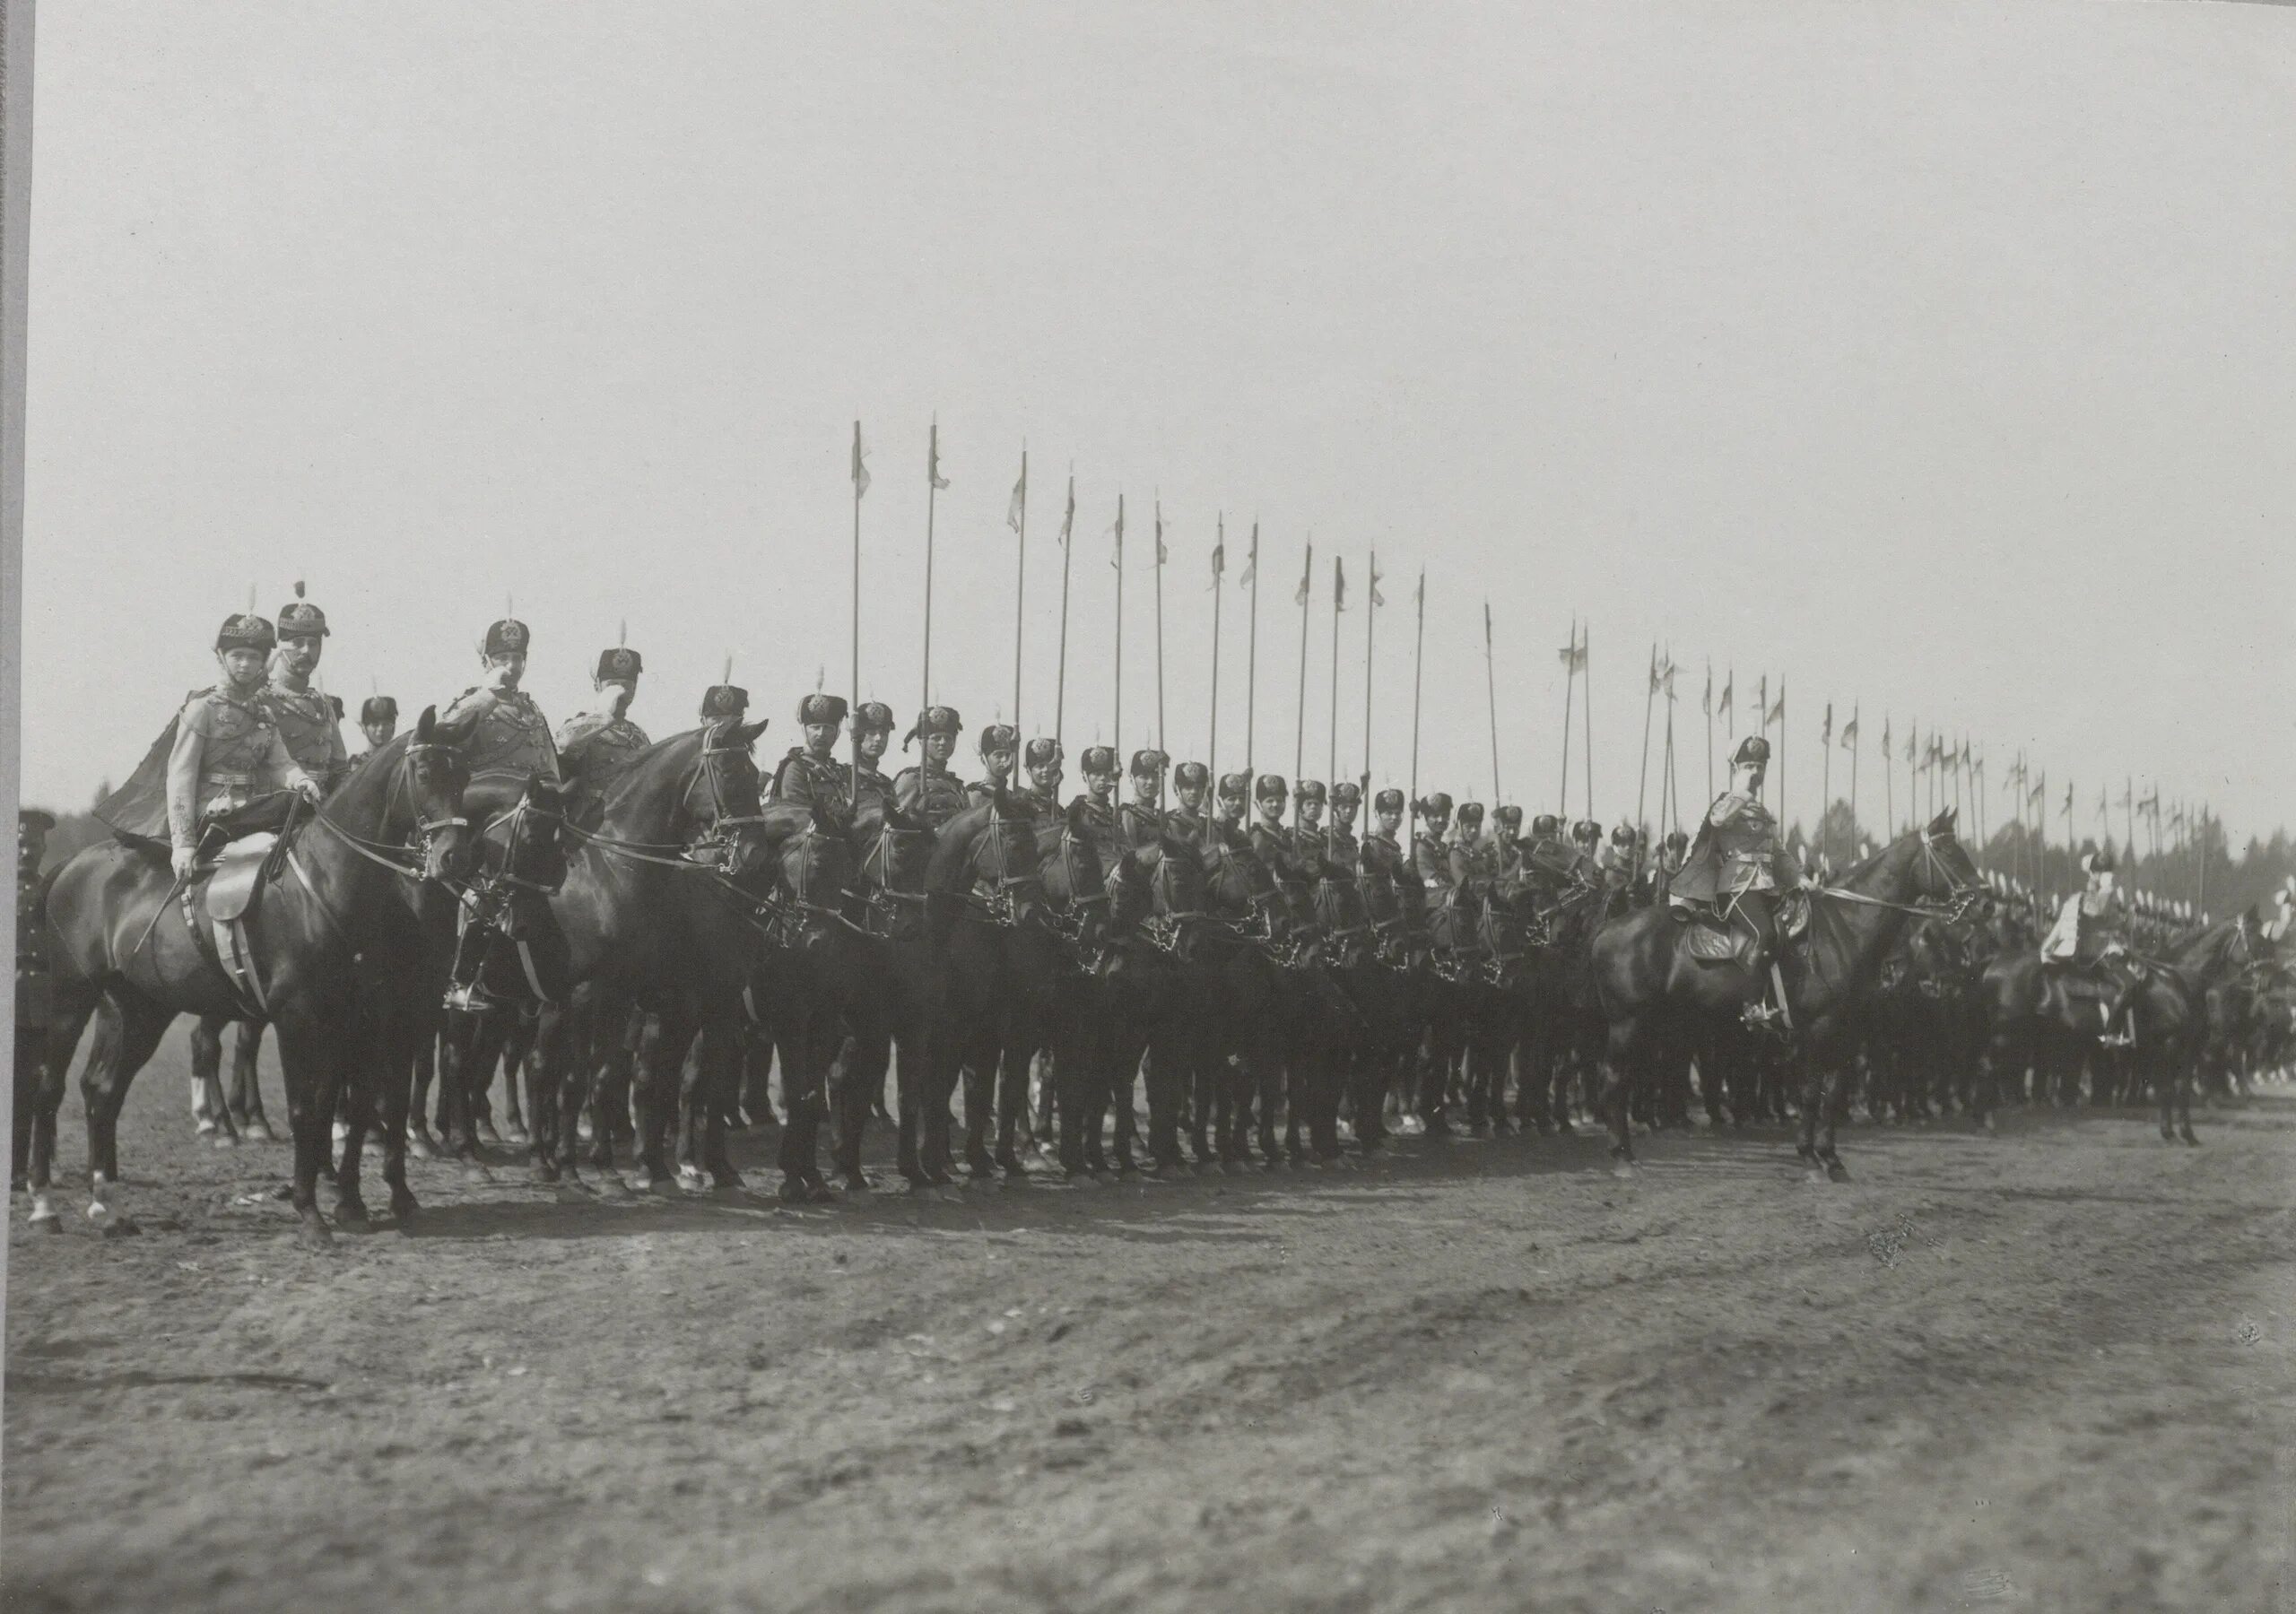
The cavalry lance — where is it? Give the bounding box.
[1207,515,1225,791]
[1292,539,1312,789]
[850,421,867,802]
[923,418,948,712]
[1054,472,1075,762]
[1483,600,1501,804]
[1408,568,1425,824]
[1008,447,1027,733]
[1558,618,1579,817]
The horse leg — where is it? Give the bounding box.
[625,1010,684,1193]
[960,1035,1000,1181]
[1596,1018,1645,1176]
[695,1019,748,1192]
[496,1014,535,1144]
[231,1020,275,1142]
[407,1020,440,1159]
[187,1011,235,1142]
[75,985,170,1224]
[268,1002,346,1247]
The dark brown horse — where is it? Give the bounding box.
[32,712,480,1240]
[831,795,950,1191]
[518,720,773,1193]
[1588,810,1983,1181]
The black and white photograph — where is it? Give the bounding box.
[3,4,2293,1610]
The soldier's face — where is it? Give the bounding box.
[361,719,396,751]
[1258,796,1284,821]
[804,721,839,756]
[1085,770,1114,801]
[218,647,267,690]
[278,634,323,680]
[485,651,526,689]
[1131,770,1160,801]
[19,830,44,869]
[1333,803,1357,829]
[926,733,955,765]
[985,749,1015,779]
[1378,806,1402,836]
[858,728,889,762]
[1218,794,1244,820]
[1029,765,1060,794]
[1299,801,1324,827]
[1178,783,1204,811]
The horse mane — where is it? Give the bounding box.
[925,801,1002,892]
[598,726,705,820]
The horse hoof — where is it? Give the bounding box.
[553,1181,595,1204]
[777,1176,810,1205]
[1827,1160,1851,1184]
[2179,1130,2200,1147]
[575,1119,596,1142]
[389,1195,420,1228]
[211,1132,240,1150]
[331,1122,349,1146]
[474,1121,503,1147]
[334,1205,371,1234]
[501,1124,531,1146]
[1609,1161,1639,1182]
[193,1117,217,1137]
[407,1131,437,1161]
[1804,1167,1829,1185]
[676,1167,709,1194]
[532,1162,561,1185]
[244,1122,277,1144]
[295,1219,335,1250]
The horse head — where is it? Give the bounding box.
[1914,808,1985,913]
[492,771,574,896]
[855,797,935,896]
[927,799,1045,926]
[402,705,480,882]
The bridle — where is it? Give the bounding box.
[856,819,935,940]
[309,739,471,882]
[965,806,1042,928]
[564,735,765,872]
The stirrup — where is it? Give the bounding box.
[442,982,492,1013]
[1740,1000,1787,1035]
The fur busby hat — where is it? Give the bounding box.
[904,705,961,751]
[1218,770,1252,802]
[1254,774,1289,804]
[215,612,276,655]
[978,723,1020,756]
[1129,749,1170,777]
[360,694,398,725]
[1416,792,1453,819]
[1294,779,1327,807]
[596,646,643,682]
[1024,736,1064,769]
[1730,734,1770,768]
[1080,744,1118,777]
[482,618,530,659]
[19,807,56,836]
[1175,760,1210,790]
[1373,786,1405,813]
[276,581,328,639]
[1492,803,1522,828]
[1609,823,1635,846]
[700,684,750,720]
[1330,780,1361,808]
[1665,829,1690,852]
[798,693,849,727]
[1529,812,1561,838]
[852,700,895,734]
[1456,801,1484,826]
[1570,819,1602,844]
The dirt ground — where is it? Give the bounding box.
[4,1027,2292,1614]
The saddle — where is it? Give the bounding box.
[183,830,289,1013]
[1673,891,1810,970]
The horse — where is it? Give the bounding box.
[518,719,774,1193]
[1588,809,1984,1181]
[2108,911,2258,1142]
[428,775,577,1166]
[726,802,863,1202]
[926,793,1061,1182]
[1023,806,1143,1180]
[1094,837,1214,1177]
[1189,834,1295,1168]
[31,711,480,1240]
[1349,847,1434,1153]
[831,794,951,1191]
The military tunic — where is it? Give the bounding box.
[894,760,970,829]
[17,852,52,1032]
[772,748,853,818]
[1118,800,1166,852]
[1319,825,1361,882]
[164,689,317,850]
[556,710,652,805]
[1164,805,1210,844]
[263,682,350,791]
[442,685,559,782]
[1671,791,1794,907]
[853,762,897,820]
[1413,830,1457,890]
[1251,820,1304,888]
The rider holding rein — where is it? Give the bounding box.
[166,614,325,877]
[441,618,557,786]
[1672,734,1806,1028]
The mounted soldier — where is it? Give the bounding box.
[1451,802,1500,890]
[1071,744,1119,829]
[1211,770,1253,852]
[1251,776,1300,890]
[353,696,398,766]
[1567,818,1604,883]
[95,612,326,877]
[772,692,853,818]
[441,616,558,797]
[850,700,896,817]
[265,586,350,792]
[556,644,651,816]
[1118,748,1170,850]
[1413,793,1456,890]
[1018,737,1065,822]
[1167,761,1212,842]
[894,706,970,829]
[1490,803,1525,876]
[1293,780,1327,869]
[2040,846,2138,1046]
[1670,734,1806,1029]
[968,724,1022,808]
[1363,788,1414,886]
[1326,781,1363,872]
[1519,812,1577,910]
[1597,823,1638,896]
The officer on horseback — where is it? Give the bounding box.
[556,645,650,811]
[97,612,326,878]
[442,617,558,785]
[265,587,350,792]
[895,707,970,829]
[772,693,853,817]
[1671,734,1805,1030]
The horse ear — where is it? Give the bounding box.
[1065,798,1088,834]
[737,718,770,748]
[414,706,438,744]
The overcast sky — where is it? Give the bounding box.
[23,3,2295,846]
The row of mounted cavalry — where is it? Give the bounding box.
[15,714,2288,1243]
